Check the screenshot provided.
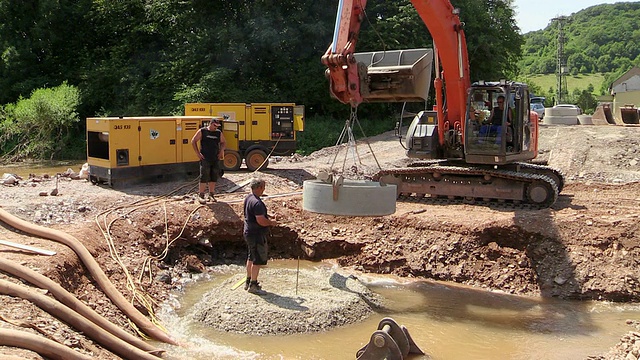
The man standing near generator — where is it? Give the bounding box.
[191,118,226,204]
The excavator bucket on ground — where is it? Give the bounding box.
[620,104,640,124]
[592,104,616,125]
[356,317,425,360]
[354,49,433,103]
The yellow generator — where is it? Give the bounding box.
[184,103,304,171]
[86,115,229,186]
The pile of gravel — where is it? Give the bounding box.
[188,268,383,335]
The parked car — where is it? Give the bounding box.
[530,96,546,105]
[530,102,545,119]
[553,104,582,115]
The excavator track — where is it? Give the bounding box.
[373,161,560,208]
[515,162,565,193]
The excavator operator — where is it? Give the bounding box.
[490,95,511,126]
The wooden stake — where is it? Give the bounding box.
[0,240,56,256]
[295,256,300,295]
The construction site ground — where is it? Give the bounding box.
[1,124,640,359]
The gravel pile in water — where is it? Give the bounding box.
[188,267,383,335]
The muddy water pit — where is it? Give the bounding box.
[154,260,640,360]
[139,216,639,360]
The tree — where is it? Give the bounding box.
[356,0,523,81]
[576,89,597,114]
[0,0,93,104]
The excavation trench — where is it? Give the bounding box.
[1,185,640,359]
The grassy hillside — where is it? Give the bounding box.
[522,73,606,96]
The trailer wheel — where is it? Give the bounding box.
[222,150,242,171]
[246,149,268,171]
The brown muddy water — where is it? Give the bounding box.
[155,260,639,360]
[1,160,86,178]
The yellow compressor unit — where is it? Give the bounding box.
[184,103,304,171]
[86,115,229,186]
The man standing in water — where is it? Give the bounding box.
[243,178,277,294]
[191,117,226,204]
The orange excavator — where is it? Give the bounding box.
[321,0,563,208]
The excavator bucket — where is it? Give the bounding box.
[355,317,425,360]
[592,103,616,125]
[620,104,640,124]
[353,48,433,103]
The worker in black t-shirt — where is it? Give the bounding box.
[243,178,277,294]
[191,118,226,204]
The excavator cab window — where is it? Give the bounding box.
[465,88,511,155]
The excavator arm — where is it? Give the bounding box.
[322,0,472,144]
[321,0,368,107]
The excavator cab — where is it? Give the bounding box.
[464,81,537,165]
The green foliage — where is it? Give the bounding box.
[0,82,81,162]
[575,89,598,114]
[296,114,396,155]
[518,73,605,107]
[519,2,640,76]
[357,0,523,81]
[0,0,524,114]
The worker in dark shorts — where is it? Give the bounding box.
[191,117,226,204]
[243,178,277,294]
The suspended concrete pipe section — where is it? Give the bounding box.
[303,176,397,216]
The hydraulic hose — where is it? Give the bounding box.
[0,257,163,356]
[0,207,177,345]
[0,328,93,360]
[0,279,163,360]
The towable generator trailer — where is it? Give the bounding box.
[86,115,231,186]
[184,102,304,171]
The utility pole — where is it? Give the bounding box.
[553,16,570,105]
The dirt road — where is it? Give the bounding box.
[0,124,639,359]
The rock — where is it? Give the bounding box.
[155,270,172,284]
[79,163,90,179]
[1,174,18,185]
[184,255,205,273]
[554,276,567,285]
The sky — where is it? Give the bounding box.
[513,0,638,33]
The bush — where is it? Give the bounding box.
[0,82,81,162]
